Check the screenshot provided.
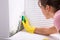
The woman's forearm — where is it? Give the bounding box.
[34,28,50,35]
[34,27,58,36]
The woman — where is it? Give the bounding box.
[22,0,60,36]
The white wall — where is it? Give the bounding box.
[9,0,24,33]
[0,0,9,38]
[0,0,24,39]
[25,0,54,28]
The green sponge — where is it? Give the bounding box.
[22,16,26,23]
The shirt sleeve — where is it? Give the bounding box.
[54,14,60,30]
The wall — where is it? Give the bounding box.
[0,0,24,39]
[0,0,9,38]
[9,0,24,33]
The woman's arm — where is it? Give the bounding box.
[34,26,58,36]
[22,16,58,35]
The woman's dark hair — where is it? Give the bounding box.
[39,0,60,12]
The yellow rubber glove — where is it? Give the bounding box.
[22,16,35,33]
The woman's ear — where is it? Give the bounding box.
[45,5,51,19]
[45,5,50,12]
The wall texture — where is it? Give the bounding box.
[9,0,24,34]
[0,0,9,38]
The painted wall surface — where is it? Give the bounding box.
[0,0,9,38]
[0,0,24,39]
[9,0,24,33]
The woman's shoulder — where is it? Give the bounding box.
[54,10,60,19]
[54,10,60,30]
